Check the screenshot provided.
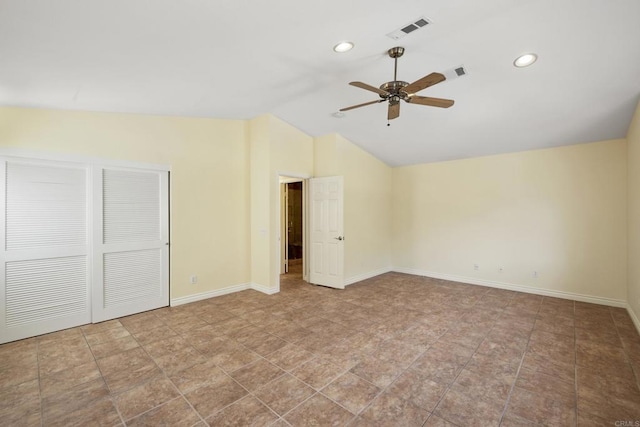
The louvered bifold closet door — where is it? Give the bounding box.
[92,167,169,322]
[0,159,90,344]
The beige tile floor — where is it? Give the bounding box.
[1,271,639,426]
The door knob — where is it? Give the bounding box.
[334,236,344,241]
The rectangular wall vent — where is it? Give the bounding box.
[387,16,432,40]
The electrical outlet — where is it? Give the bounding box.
[532,271,538,278]
[190,275,198,285]
[474,264,479,271]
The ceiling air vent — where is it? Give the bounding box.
[387,16,432,40]
[443,65,469,81]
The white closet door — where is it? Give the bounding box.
[0,159,90,344]
[92,167,169,322]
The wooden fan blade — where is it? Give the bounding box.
[403,72,446,95]
[349,81,389,96]
[388,102,400,120]
[340,99,383,112]
[407,95,455,108]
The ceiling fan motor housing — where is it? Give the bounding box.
[381,47,409,99]
[388,46,405,58]
[379,81,409,99]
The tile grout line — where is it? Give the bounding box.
[612,306,640,391]
[226,319,354,423]
[621,308,640,386]
[129,312,211,426]
[263,320,393,421]
[212,358,287,423]
[229,306,385,424]
[241,353,351,423]
[314,340,407,420]
[428,293,526,426]
[347,287,502,426]
[241,310,433,424]
[266,348,382,424]
[160,315,214,427]
[495,297,542,426]
[87,315,197,425]
[12,276,640,426]
[163,308,311,425]
[402,289,497,425]
[39,327,126,426]
[36,338,43,427]
[352,340,437,425]
[83,323,129,426]
[421,288,500,427]
[159,310,261,423]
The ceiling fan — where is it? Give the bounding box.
[340,46,454,121]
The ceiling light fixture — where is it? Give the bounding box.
[333,41,354,53]
[513,53,538,68]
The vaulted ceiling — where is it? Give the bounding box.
[1,0,639,166]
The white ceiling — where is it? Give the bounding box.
[1,0,639,166]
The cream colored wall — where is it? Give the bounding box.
[392,139,628,302]
[2,105,634,311]
[248,114,314,291]
[248,115,271,289]
[0,107,250,300]
[314,134,393,283]
[628,100,640,323]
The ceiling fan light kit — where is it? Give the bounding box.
[340,46,454,121]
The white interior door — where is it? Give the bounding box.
[0,159,91,344]
[92,167,169,322]
[309,176,344,289]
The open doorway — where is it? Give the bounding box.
[279,177,305,287]
[285,181,303,275]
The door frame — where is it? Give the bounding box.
[275,172,310,290]
[281,182,288,274]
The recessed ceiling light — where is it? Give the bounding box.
[514,53,538,68]
[333,41,354,53]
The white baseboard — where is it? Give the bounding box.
[393,268,628,308]
[627,304,640,335]
[344,267,393,286]
[250,282,280,295]
[170,282,280,306]
[170,270,634,327]
[171,283,251,306]
[170,268,389,305]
